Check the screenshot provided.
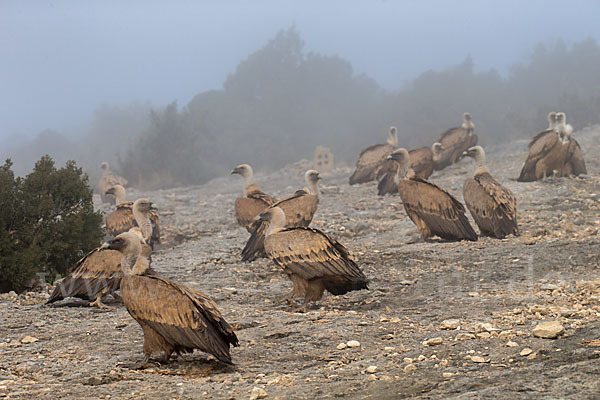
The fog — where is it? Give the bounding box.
[2,0,600,185]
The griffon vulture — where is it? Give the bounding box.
[349,126,398,185]
[434,113,478,171]
[463,146,519,238]
[242,170,321,262]
[556,112,586,177]
[98,162,128,204]
[260,207,368,312]
[46,227,153,309]
[105,190,161,248]
[377,143,444,195]
[390,149,477,241]
[231,164,277,231]
[105,231,239,366]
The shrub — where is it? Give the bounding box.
[0,156,103,292]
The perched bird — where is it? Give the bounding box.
[390,149,478,241]
[260,207,368,312]
[46,227,153,309]
[241,170,320,262]
[97,162,128,204]
[555,112,586,177]
[377,143,444,195]
[463,146,519,238]
[434,113,478,171]
[104,190,161,248]
[517,112,585,181]
[231,164,277,231]
[349,126,398,185]
[105,231,239,367]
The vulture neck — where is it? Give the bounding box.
[113,188,126,205]
[462,119,474,132]
[120,241,142,276]
[132,206,152,243]
[307,180,320,197]
[243,171,254,191]
[397,161,411,180]
[472,152,488,176]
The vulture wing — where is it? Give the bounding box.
[398,178,478,241]
[265,227,368,295]
[349,143,394,184]
[121,274,239,364]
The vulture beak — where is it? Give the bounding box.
[231,167,240,175]
[462,150,468,157]
[150,202,158,211]
[99,242,110,250]
[386,155,393,160]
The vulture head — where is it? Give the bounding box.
[462,146,488,174]
[462,112,475,132]
[388,148,411,178]
[259,206,287,236]
[100,162,110,172]
[103,231,149,275]
[105,185,126,205]
[387,127,398,147]
[231,163,254,187]
[133,198,157,213]
[555,112,573,140]
[304,169,321,196]
[432,142,444,161]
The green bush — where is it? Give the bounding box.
[0,156,103,293]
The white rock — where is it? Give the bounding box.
[337,343,347,350]
[506,341,518,347]
[403,357,413,364]
[455,333,475,341]
[440,319,460,330]
[21,336,38,344]
[423,337,443,346]
[417,355,426,362]
[532,321,564,339]
[403,364,417,373]
[470,356,488,363]
[442,372,453,378]
[346,340,361,348]
[249,387,267,400]
[366,365,377,374]
[520,348,533,356]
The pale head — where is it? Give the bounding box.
[105,184,126,204]
[304,169,321,196]
[100,162,110,172]
[462,112,475,131]
[103,231,148,275]
[231,163,254,188]
[462,146,488,174]
[432,142,444,157]
[387,126,398,147]
[259,206,287,236]
[388,148,411,178]
[133,198,156,213]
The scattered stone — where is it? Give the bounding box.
[417,355,426,362]
[480,323,500,332]
[403,357,413,364]
[423,337,443,346]
[20,336,38,344]
[442,372,453,378]
[366,366,377,374]
[532,321,564,339]
[476,332,491,339]
[440,319,460,330]
[384,346,395,351]
[455,333,475,341]
[250,387,267,400]
[403,364,417,373]
[366,374,377,381]
[470,356,488,363]
[337,343,347,350]
[346,340,361,348]
[506,341,518,347]
[520,348,533,356]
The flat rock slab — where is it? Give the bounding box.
[532,321,564,339]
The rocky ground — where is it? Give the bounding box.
[1,126,600,399]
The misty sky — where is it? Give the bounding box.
[2,0,600,140]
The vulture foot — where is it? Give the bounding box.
[89,298,115,310]
[276,291,297,306]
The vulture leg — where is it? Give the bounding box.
[110,291,123,303]
[294,298,311,313]
[276,290,297,306]
[132,355,159,370]
[89,288,115,310]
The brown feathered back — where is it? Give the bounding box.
[234,184,277,231]
[398,177,477,241]
[106,202,160,248]
[435,128,478,171]
[242,190,319,261]
[121,273,239,364]
[464,172,519,238]
[264,227,368,298]
[518,130,561,181]
[349,143,396,185]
